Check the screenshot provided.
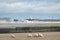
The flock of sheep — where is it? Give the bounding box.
[27,33,44,37]
[10,33,44,38]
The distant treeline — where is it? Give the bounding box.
[0,17,11,22]
[0,17,60,22]
[0,26,60,33]
[39,19,60,21]
[26,19,60,21]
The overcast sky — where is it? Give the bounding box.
[0,0,60,19]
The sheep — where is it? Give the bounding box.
[38,33,44,37]
[10,34,15,38]
[33,33,39,37]
[27,33,32,37]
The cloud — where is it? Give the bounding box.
[0,0,60,13]
[32,3,60,13]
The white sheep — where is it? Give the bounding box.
[10,34,15,38]
[33,33,39,37]
[38,33,44,37]
[27,33,32,37]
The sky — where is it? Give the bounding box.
[0,0,60,19]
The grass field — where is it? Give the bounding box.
[0,22,60,28]
[0,32,60,40]
[36,23,60,27]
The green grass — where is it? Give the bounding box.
[39,23,60,26]
[25,23,60,27]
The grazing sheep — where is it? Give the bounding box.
[10,34,15,38]
[38,33,44,37]
[27,33,32,37]
[33,33,38,37]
